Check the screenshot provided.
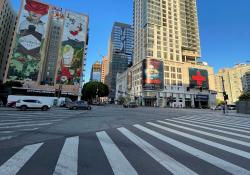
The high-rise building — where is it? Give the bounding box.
[215,64,250,104]
[101,56,109,84]
[90,61,102,82]
[131,0,216,107]
[0,0,17,81]
[242,71,250,93]
[108,22,133,101]
[4,0,89,97]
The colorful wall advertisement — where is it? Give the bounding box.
[7,0,50,81]
[189,68,209,89]
[142,59,164,90]
[56,11,87,85]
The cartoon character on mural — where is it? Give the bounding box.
[8,0,49,81]
[57,11,86,85]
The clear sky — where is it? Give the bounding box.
[11,0,250,82]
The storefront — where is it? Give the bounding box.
[195,94,209,108]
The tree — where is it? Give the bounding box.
[82,81,109,102]
[216,98,224,106]
[239,92,250,101]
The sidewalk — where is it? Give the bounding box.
[224,111,250,118]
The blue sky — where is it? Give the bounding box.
[11,0,250,82]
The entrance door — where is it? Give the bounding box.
[144,99,156,107]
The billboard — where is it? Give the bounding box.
[142,59,164,90]
[7,0,50,81]
[92,71,101,81]
[56,11,87,85]
[189,68,209,89]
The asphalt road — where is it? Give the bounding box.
[0,105,249,175]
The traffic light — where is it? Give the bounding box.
[199,87,203,92]
[223,92,229,101]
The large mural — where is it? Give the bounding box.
[142,59,164,90]
[56,11,87,85]
[7,0,50,81]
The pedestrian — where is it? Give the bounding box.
[222,104,226,114]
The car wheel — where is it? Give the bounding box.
[88,106,91,110]
[73,106,77,110]
[41,106,49,111]
[20,105,27,111]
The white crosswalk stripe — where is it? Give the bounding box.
[118,127,198,175]
[0,143,43,175]
[97,131,138,175]
[147,121,250,159]
[179,116,250,129]
[53,136,79,175]
[160,120,250,147]
[134,124,250,175]
[174,117,250,135]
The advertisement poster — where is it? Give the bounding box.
[7,0,50,81]
[142,59,164,90]
[189,68,209,89]
[56,11,87,85]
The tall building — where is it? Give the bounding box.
[101,56,109,84]
[4,0,89,97]
[108,22,133,101]
[242,71,250,93]
[0,0,17,81]
[131,0,216,107]
[215,64,250,104]
[90,61,102,82]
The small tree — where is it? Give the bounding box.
[239,92,250,101]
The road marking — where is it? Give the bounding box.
[0,119,62,126]
[118,127,198,175]
[0,123,53,129]
[148,122,250,159]
[97,131,138,175]
[0,143,43,175]
[165,118,250,139]
[53,136,79,175]
[134,124,250,175]
[160,120,250,147]
[179,116,250,129]
[0,136,14,141]
[0,117,69,122]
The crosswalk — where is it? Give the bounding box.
[0,109,86,142]
[0,115,250,175]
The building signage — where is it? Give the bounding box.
[189,68,209,89]
[127,71,132,90]
[142,58,164,90]
[196,95,209,101]
[7,0,50,81]
[56,11,87,85]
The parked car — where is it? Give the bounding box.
[7,101,16,108]
[16,99,51,111]
[68,101,91,110]
[227,105,236,110]
[123,102,138,108]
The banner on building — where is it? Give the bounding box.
[7,0,50,81]
[142,59,164,90]
[189,68,209,89]
[127,71,132,90]
[56,11,87,85]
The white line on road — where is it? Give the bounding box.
[53,136,79,175]
[0,136,14,141]
[160,120,250,147]
[165,118,250,139]
[134,124,250,175]
[0,123,53,129]
[118,127,198,175]
[97,131,138,175]
[0,143,43,175]
[0,119,62,126]
[147,122,250,159]
[178,116,250,129]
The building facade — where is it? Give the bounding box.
[242,71,250,93]
[108,22,133,101]
[0,0,17,81]
[4,0,89,97]
[131,0,215,107]
[216,64,250,104]
[90,61,102,82]
[101,56,109,84]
